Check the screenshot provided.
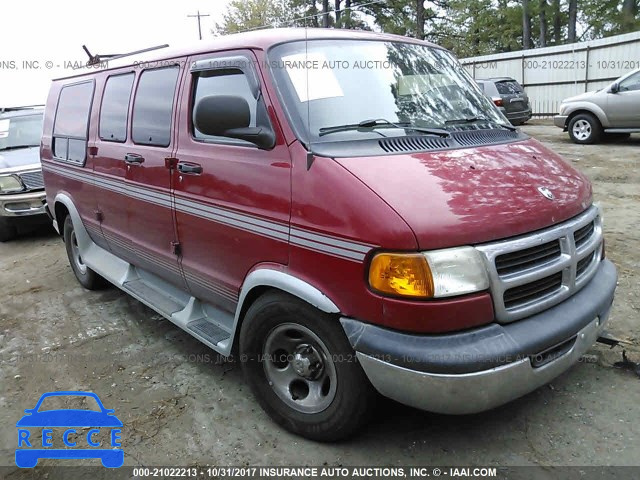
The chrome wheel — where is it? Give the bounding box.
[70,230,87,275]
[572,119,592,141]
[262,323,337,414]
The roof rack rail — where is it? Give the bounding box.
[81,44,170,68]
[0,105,45,113]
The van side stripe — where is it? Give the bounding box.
[43,163,375,262]
[289,237,366,261]
[290,228,374,254]
[173,197,289,234]
[103,230,237,301]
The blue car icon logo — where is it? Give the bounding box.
[16,391,123,468]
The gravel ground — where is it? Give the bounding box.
[1,122,638,477]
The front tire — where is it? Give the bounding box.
[63,215,106,290]
[239,291,376,441]
[568,113,602,144]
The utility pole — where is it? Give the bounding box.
[188,10,210,40]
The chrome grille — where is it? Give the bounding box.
[495,239,561,275]
[476,206,603,323]
[18,170,44,190]
[503,271,563,309]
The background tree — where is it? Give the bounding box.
[523,0,533,48]
[214,0,290,34]
[215,0,640,55]
[539,0,548,47]
[568,0,578,42]
[322,0,330,27]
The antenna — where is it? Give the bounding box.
[79,44,170,69]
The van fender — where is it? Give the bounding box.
[53,193,91,251]
[234,268,341,327]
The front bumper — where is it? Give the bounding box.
[0,190,47,218]
[554,115,568,129]
[341,259,617,414]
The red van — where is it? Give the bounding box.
[41,29,617,441]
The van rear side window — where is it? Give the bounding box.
[132,66,179,147]
[100,73,135,142]
[53,81,94,164]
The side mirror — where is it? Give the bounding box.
[194,95,275,150]
[609,83,619,94]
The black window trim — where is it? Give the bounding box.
[131,64,181,148]
[52,79,95,166]
[189,52,271,150]
[99,70,136,144]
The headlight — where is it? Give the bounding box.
[559,103,567,115]
[368,247,490,299]
[0,174,24,194]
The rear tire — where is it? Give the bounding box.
[63,215,106,290]
[239,291,376,441]
[0,218,17,242]
[568,113,602,144]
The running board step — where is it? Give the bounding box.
[187,319,231,345]
[123,279,187,317]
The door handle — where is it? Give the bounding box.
[124,153,145,165]
[177,162,203,175]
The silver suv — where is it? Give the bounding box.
[554,68,640,144]
[0,106,47,241]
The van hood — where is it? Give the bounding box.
[334,138,592,250]
[0,146,41,170]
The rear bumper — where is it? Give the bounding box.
[0,190,47,218]
[341,259,617,414]
[505,109,532,122]
[554,115,568,129]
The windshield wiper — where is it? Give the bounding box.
[445,117,517,131]
[319,118,451,138]
[0,144,39,151]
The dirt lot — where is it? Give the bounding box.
[1,122,639,476]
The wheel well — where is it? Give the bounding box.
[567,109,601,127]
[230,285,341,355]
[231,285,273,354]
[54,202,69,237]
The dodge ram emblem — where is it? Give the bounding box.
[537,186,555,200]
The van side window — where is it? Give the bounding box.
[53,81,94,164]
[192,69,257,144]
[132,66,179,147]
[100,73,135,142]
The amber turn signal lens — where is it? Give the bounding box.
[368,253,435,298]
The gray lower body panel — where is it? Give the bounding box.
[342,259,617,414]
[357,314,607,414]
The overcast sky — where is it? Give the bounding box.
[1,0,232,106]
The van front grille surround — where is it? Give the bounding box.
[475,206,603,323]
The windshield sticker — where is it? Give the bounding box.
[0,119,10,139]
[281,52,344,102]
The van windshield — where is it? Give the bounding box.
[269,39,508,144]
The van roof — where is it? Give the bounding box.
[54,28,445,81]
